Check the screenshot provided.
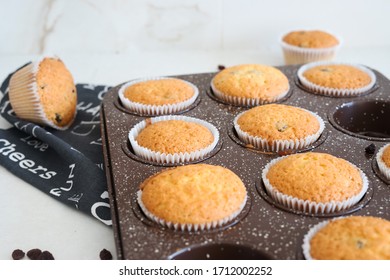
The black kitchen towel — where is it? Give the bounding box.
[0,65,112,225]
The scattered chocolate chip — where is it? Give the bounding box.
[38,251,55,260]
[320,68,331,72]
[55,113,62,124]
[27,248,42,260]
[99,249,113,260]
[12,249,25,260]
[365,143,376,155]
[218,65,226,71]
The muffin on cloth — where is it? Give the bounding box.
[137,164,248,231]
[8,57,77,130]
[297,62,376,97]
[303,216,390,260]
[210,64,290,106]
[280,30,341,65]
[128,115,219,164]
[261,152,368,214]
[118,77,198,115]
[234,104,324,152]
[376,143,390,181]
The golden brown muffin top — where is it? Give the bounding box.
[140,164,247,225]
[237,104,320,143]
[36,58,77,127]
[124,78,194,105]
[283,30,339,48]
[212,64,289,100]
[136,120,214,154]
[310,216,390,260]
[303,64,372,89]
[381,145,390,167]
[266,153,363,203]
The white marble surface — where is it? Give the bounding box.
[0,0,390,260]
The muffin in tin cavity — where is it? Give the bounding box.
[297,62,376,97]
[280,30,341,65]
[137,164,248,232]
[118,77,199,115]
[376,143,390,181]
[210,64,290,106]
[128,115,219,164]
[234,104,324,152]
[261,152,368,214]
[302,216,390,260]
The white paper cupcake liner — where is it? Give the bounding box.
[302,217,345,260]
[210,78,290,107]
[118,77,199,115]
[261,156,369,214]
[128,115,219,164]
[137,190,247,232]
[234,108,325,152]
[297,61,377,97]
[8,57,76,130]
[376,144,390,181]
[280,32,341,65]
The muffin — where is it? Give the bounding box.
[234,104,324,152]
[128,115,219,164]
[298,62,376,97]
[280,30,341,65]
[137,164,248,231]
[211,64,290,106]
[118,77,199,115]
[8,57,77,130]
[376,143,390,181]
[262,152,368,214]
[303,216,390,260]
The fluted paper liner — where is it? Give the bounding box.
[297,61,376,97]
[262,155,369,214]
[118,77,199,115]
[234,108,325,152]
[128,115,219,164]
[376,143,390,181]
[8,57,75,130]
[137,190,247,232]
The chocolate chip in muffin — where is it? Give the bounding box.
[55,113,62,124]
[218,65,226,71]
[12,249,25,260]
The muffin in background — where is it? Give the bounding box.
[211,64,290,106]
[234,104,324,152]
[262,152,368,214]
[118,77,199,115]
[138,164,248,231]
[8,57,77,130]
[128,115,219,164]
[303,216,390,260]
[376,143,390,181]
[297,62,376,97]
[280,30,341,65]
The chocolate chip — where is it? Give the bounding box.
[55,113,62,124]
[218,65,226,71]
[12,249,25,260]
[99,249,113,260]
[365,143,376,155]
[320,68,331,72]
[27,248,42,260]
[38,251,55,260]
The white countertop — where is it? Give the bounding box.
[1,48,389,260]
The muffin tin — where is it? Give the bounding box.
[100,64,390,260]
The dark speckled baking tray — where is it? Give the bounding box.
[100,65,390,260]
